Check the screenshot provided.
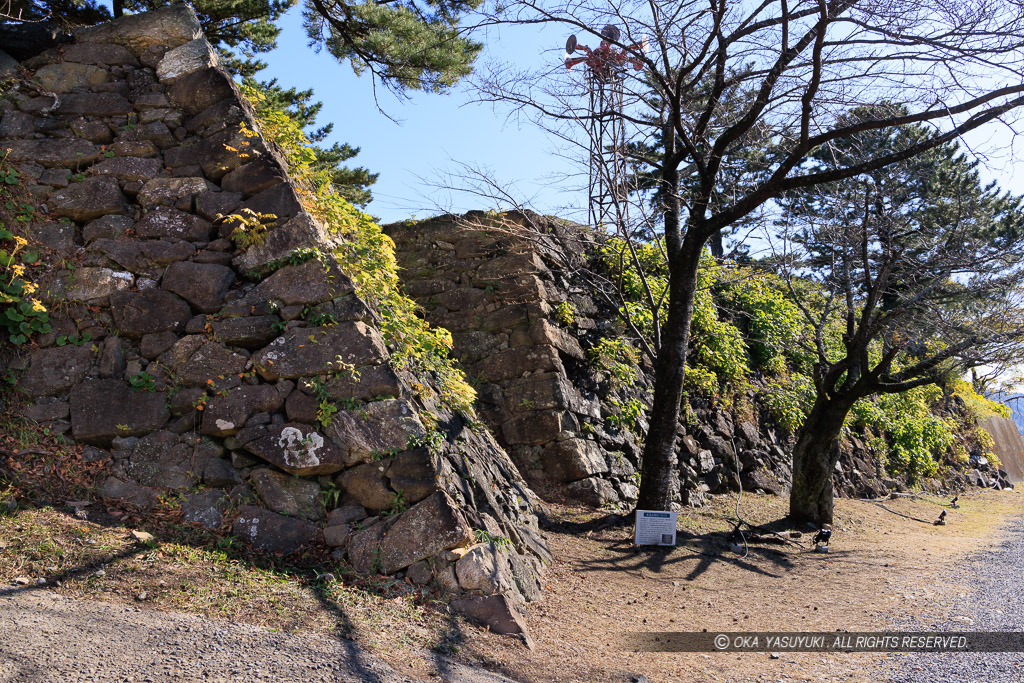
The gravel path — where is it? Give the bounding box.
[888,514,1024,682]
[0,588,515,683]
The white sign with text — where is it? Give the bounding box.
[634,509,677,546]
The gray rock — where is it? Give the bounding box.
[19,398,70,422]
[18,345,94,398]
[200,385,283,437]
[565,477,619,506]
[375,492,474,574]
[1,138,100,169]
[250,468,324,521]
[386,448,442,505]
[65,267,134,302]
[50,177,125,222]
[164,337,246,386]
[110,289,191,338]
[181,489,228,530]
[324,399,425,467]
[323,524,351,547]
[219,159,286,197]
[451,594,533,639]
[244,423,347,476]
[70,379,170,446]
[249,259,354,307]
[204,316,281,349]
[456,543,513,595]
[98,336,126,379]
[97,476,159,511]
[126,431,204,491]
[541,438,608,483]
[137,177,211,208]
[75,3,202,55]
[156,38,219,82]
[202,456,242,488]
[83,215,132,243]
[161,261,235,313]
[135,207,212,242]
[232,505,317,555]
[252,322,388,381]
[327,504,367,526]
[90,156,164,183]
[336,461,394,513]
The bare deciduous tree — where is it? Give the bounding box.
[474,0,1024,513]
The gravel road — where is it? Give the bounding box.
[888,515,1024,682]
[0,588,515,683]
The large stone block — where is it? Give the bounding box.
[324,399,425,466]
[220,159,286,197]
[542,438,608,483]
[49,177,126,222]
[164,337,246,386]
[32,63,108,93]
[386,448,442,505]
[167,67,238,116]
[252,322,388,380]
[476,346,562,383]
[244,423,347,476]
[18,345,94,398]
[137,177,212,208]
[126,431,203,491]
[161,261,235,313]
[110,289,191,338]
[336,461,394,513]
[250,468,325,520]
[249,259,354,307]
[232,505,317,556]
[76,4,201,54]
[70,379,170,446]
[375,492,474,574]
[135,207,212,242]
[200,385,283,437]
[156,38,219,83]
[57,93,133,117]
[232,213,322,276]
[90,156,164,183]
[205,315,280,349]
[501,410,578,446]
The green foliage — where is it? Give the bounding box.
[554,301,576,327]
[473,528,512,551]
[606,397,645,435]
[303,0,484,93]
[0,181,50,346]
[589,338,639,387]
[128,372,157,392]
[850,386,955,481]
[218,208,276,249]
[762,374,816,435]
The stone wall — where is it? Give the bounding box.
[386,213,1012,508]
[0,6,548,611]
[387,212,651,507]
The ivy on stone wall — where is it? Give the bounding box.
[240,85,476,413]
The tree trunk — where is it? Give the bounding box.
[636,233,704,511]
[788,393,857,526]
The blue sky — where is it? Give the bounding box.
[94,2,1023,228]
[249,6,581,225]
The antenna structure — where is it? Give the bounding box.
[564,25,644,232]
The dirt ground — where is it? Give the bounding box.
[2,485,1020,682]
[445,489,1023,682]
